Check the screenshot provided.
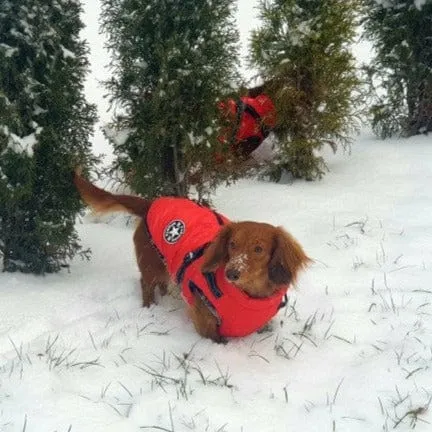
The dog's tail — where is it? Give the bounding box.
[74,169,151,217]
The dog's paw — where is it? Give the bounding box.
[212,334,228,345]
[257,321,274,334]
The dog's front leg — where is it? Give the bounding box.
[188,295,226,344]
[140,278,156,307]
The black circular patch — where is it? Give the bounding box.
[164,220,185,244]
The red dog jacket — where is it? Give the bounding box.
[218,93,276,160]
[146,197,288,338]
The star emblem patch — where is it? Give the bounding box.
[164,220,185,244]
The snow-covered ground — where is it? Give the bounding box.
[2,1,432,431]
[2,131,432,432]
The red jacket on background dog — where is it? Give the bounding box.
[217,93,276,161]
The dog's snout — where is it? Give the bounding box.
[225,268,240,281]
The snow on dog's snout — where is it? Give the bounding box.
[229,253,248,272]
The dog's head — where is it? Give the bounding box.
[201,221,311,298]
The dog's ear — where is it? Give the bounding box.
[268,227,311,286]
[201,225,232,273]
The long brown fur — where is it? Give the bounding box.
[74,171,311,342]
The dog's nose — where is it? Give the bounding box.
[225,268,240,281]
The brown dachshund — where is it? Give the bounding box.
[74,172,311,342]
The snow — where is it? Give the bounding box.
[376,0,429,10]
[1,1,432,431]
[3,132,432,432]
[7,131,39,156]
[0,43,18,58]
[103,125,133,147]
[414,0,428,10]
[60,45,76,59]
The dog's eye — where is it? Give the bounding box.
[254,246,263,253]
[229,241,236,249]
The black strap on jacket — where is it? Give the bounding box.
[233,98,272,139]
[243,102,271,139]
[227,99,246,149]
[176,246,223,300]
[203,271,223,298]
[176,245,207,284]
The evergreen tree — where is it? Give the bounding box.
[249,0,361,180]
[0,0,98,274]
[363,0,432,138]
[100,0,240,198]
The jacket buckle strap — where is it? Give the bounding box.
[176,245,208,284]
[243,102,271,139]
[203,272,223,298]
[189,280,221,326]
